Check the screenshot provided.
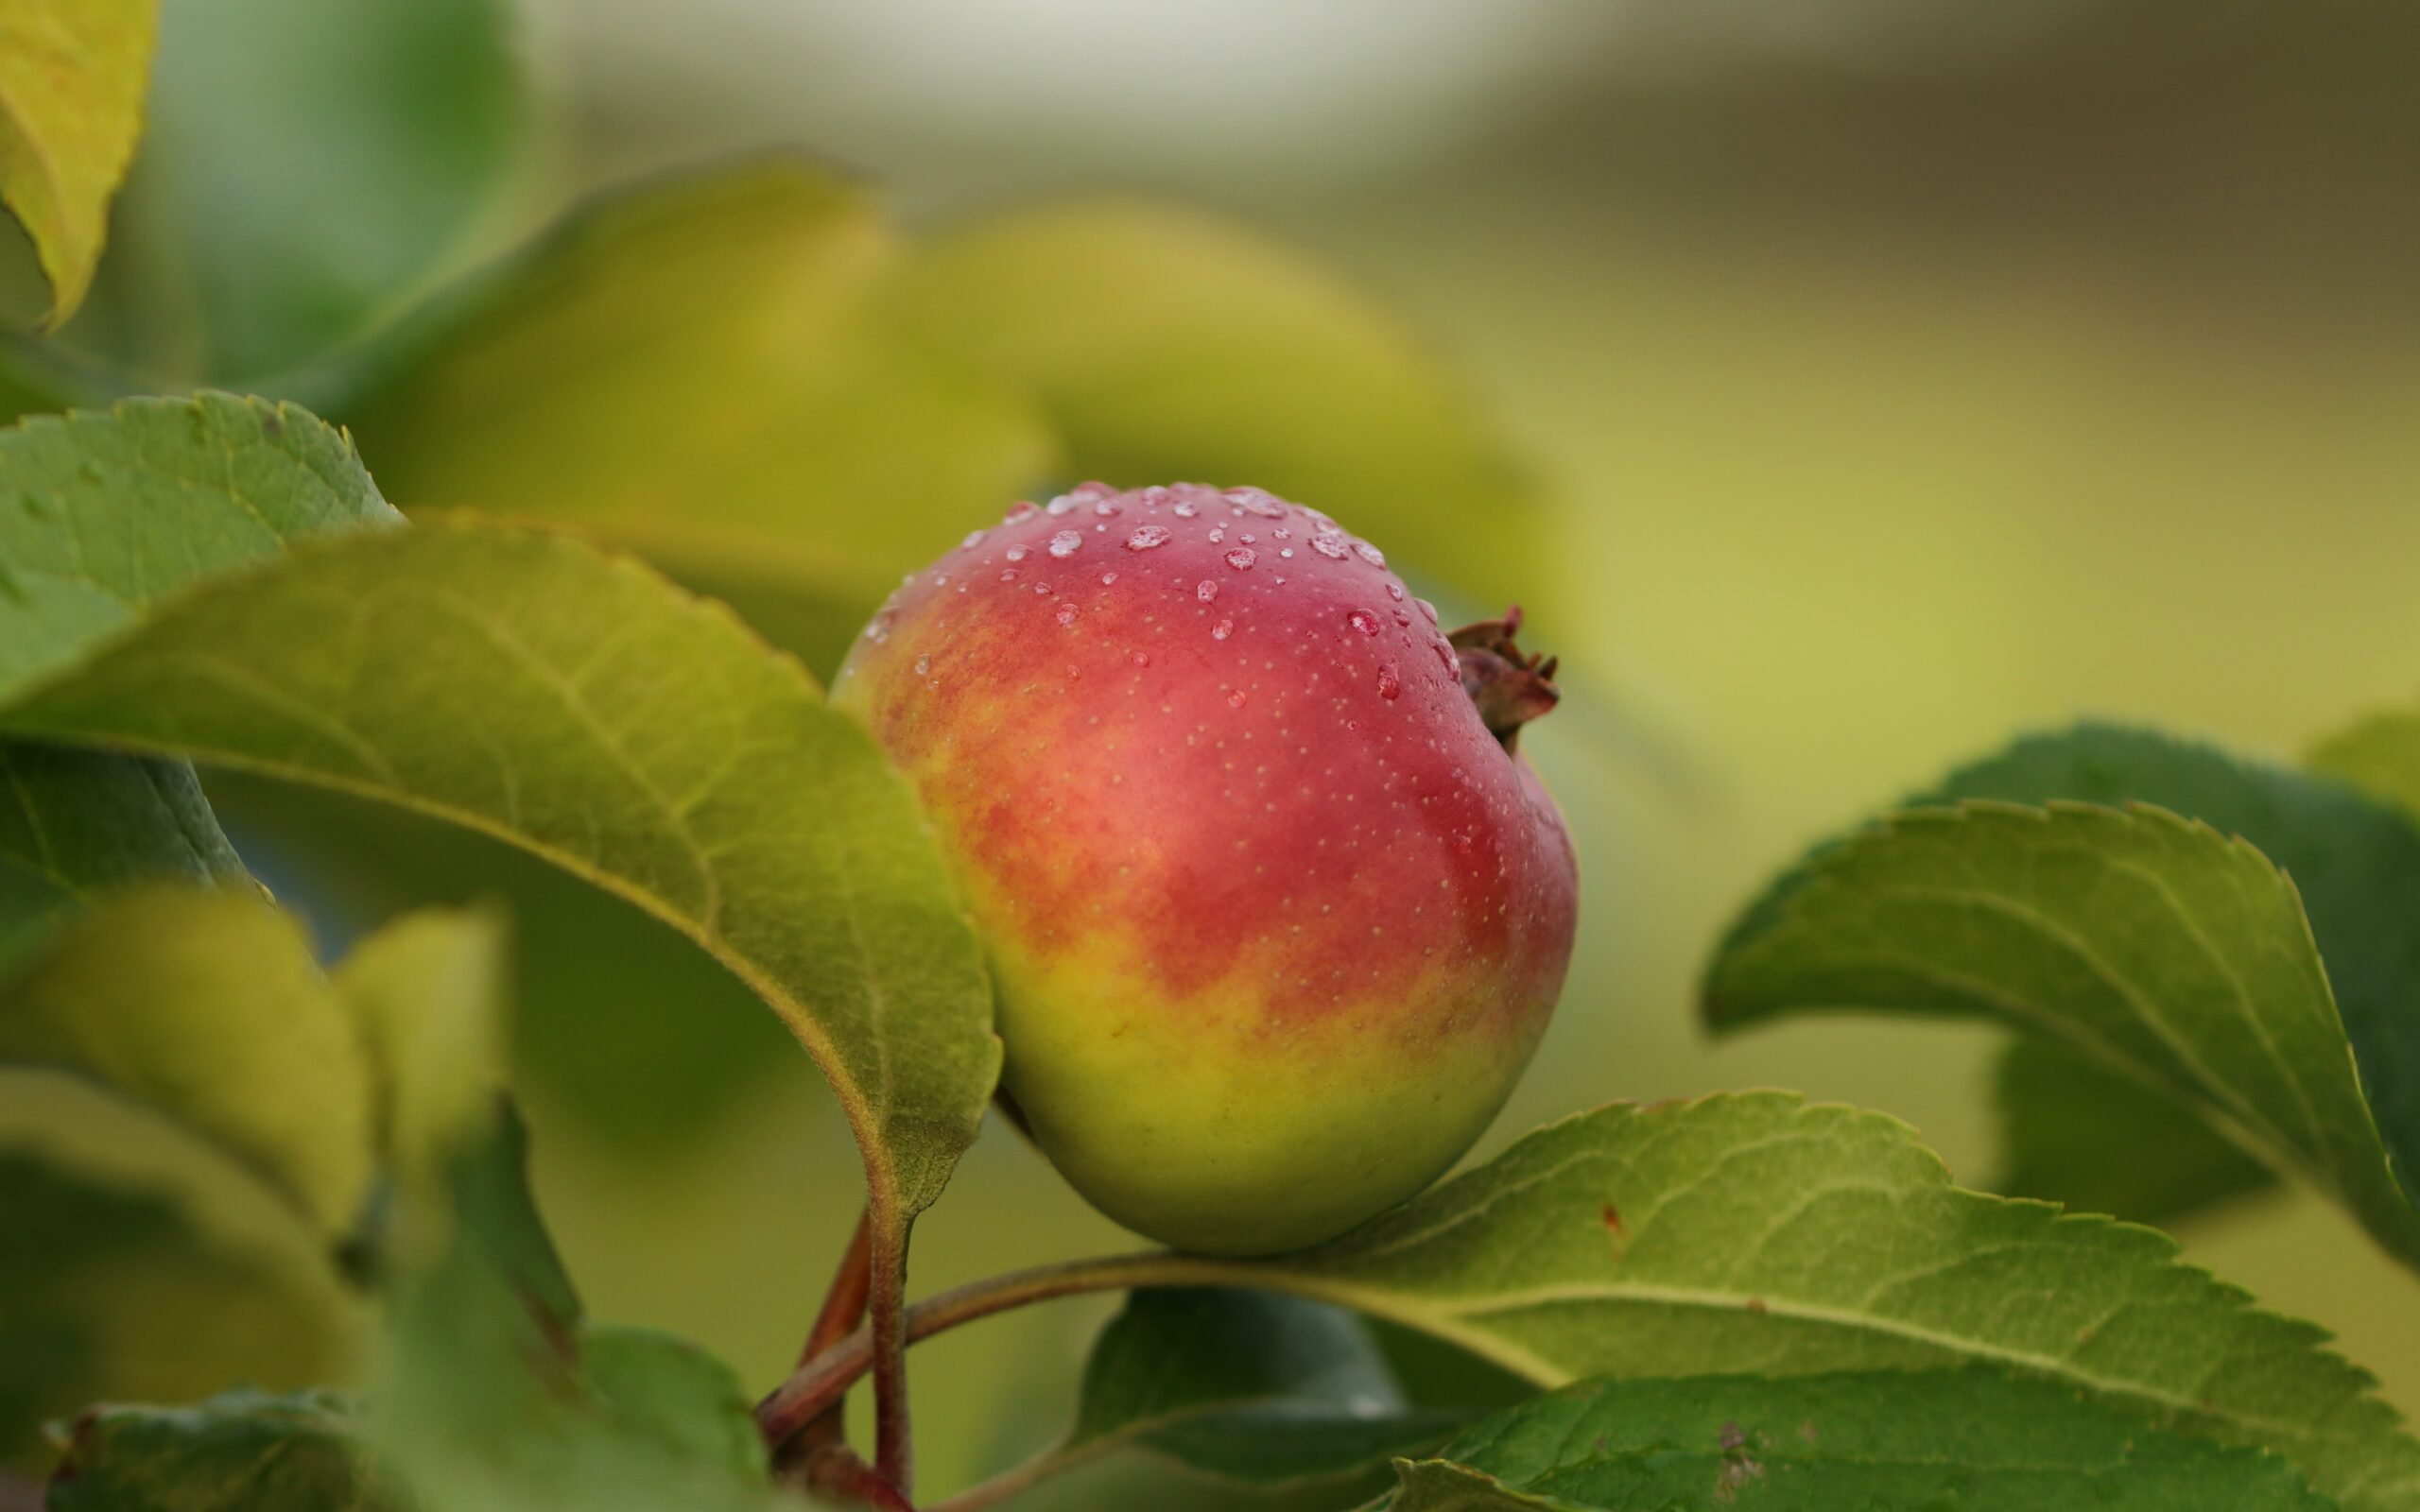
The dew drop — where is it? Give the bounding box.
[1005,501,1039,522]
[1054,603,1079,626]
[1279,548,1295,558]
[1211,618,1235,640]
[1004,543,1030,562]
[914,654,932,675]
[1434,642,1458,675]
[1227,488,1286,519]
[1386,581,1406,601]
[1225,547,1257,571]
[1033,581,1053,594]
[1377,665,1403,700]
[960,528,989,550]
[1046,493,1080,515]
[1354,541,1387,567]
[1048,529,1083,558]
[1228,689,1249,708]
[999,568,1020,582]
[1100,571,1119,585]
[1346,610,1380,636]
[1310,530,1351,559]
[1207,527,1226,544]
[1132,651,1151,668]
[1094,498,1124,517]
[1197,579,1219,603]
[1415,597,1440,623]
[1172,500,1199,518]
[1125,524,1172,551]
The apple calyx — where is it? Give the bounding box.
[1450,605,1560,752]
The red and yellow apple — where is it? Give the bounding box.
[835,482,1577,1255]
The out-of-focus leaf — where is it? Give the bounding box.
[0,1144,352,1468]
[217,773,803,1157]
[0,0,154,327]
[0,743,247,972]
[62,0,521,387]
[1193,1092,2420,1512]
[1704,724,2420,1269]
[359,910,779,1512]
[45,1389,394,1512]
[1381,1371,2340,1511]
[343,160,1056,622]
[0,394,401,697]
[1994,1037,2276,1225]
[334,904,509,1192]
[0,517,999,1228]
[0,887,371,1236]
[898,201,1544,603]
[1055,1289,1469,1490]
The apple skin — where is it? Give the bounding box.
[833,482,1578,1255]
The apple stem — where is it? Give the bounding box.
[868,1218,916,1498]
[1448,606,1561,753]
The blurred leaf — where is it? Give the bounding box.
[358,909,778,1512]
[1382,1371,2341,1511]
[0,516,1000,1225]
[343,160,1056,625]
[334,904,509,1190]
[0,1146,352,1468]
[0,886,372,1235]
[1994,1037,2276,1225]
[1207,1092,2420,1512]
[45,1389,393,1512]
[62,0,522,387]
[898,201,1544,603]
[0,743,247,971]
[0,0,154,327]
[1705,724,2420,1268]
[217,774,804,1158]
[0,393,401,698]
[1384,1462,1575,1512]
[1054,1289,1469,1490]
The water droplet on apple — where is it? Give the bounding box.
[1126,525,1171,551]
[1377,665,1403,700]
[1197,580,1219,603]
[1005,543,1029,562]
[1212,617,1235,640]
[1346,610,1379,636]
[1048,530,1083,558]
[1225,547,1257,571]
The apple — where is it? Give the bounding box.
[834,482,1577,1255]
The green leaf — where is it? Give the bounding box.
[341,159,1056,655]
[334,904,510,1188]
[0,0,155,326]
[2308,703,2420,1174]
[63,0,522,386]
[1059,1289,1469,1489]
[897,200,1545,603]
[0,513,999,1226]
[1383,1370,2341,1511]
[1703,724,2420,1269]
[0,885,372,1235]
[0,743,247,971]
[0,1147,353,1468]
[1388,1461,1578,1512]
[1994,1037,2275,1225]
[45,1389,394,1512]
[0,393,402,698]
[1198,1092,2419,1512]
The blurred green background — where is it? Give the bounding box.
[10,0,2420,1502]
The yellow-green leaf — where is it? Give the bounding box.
[0,0,155,326]
[344,161,1057,626]
[0,885,373,1235]
[896,200,1545,604]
